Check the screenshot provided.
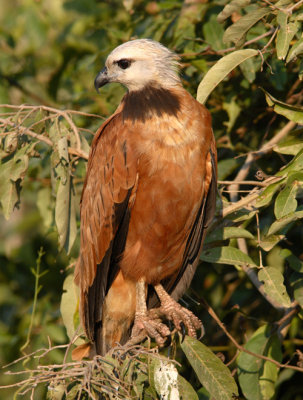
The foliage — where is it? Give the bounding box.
[1,0,303,399]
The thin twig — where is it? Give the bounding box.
[68,147,89,160]
[219,180,267,187]
[20,248,45,355]
[202,298,303,373]
[221,176,282,218]
[256,212,263,268]
[261,27,278,52]
[287,0,303,13]
[225,120,296,308]
[262,0,284,11]
[0,104,102,119]
[228,120,296,201]
[18,129,53,146]
[1,104,94,159]
[181,28,276,57]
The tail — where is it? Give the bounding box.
[97,270,136,355]
[74,269,136,358]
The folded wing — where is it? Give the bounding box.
[74,111,138,347]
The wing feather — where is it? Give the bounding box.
[74,111,137,344]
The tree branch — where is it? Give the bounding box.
[201,298,303,373]
[228,120,296,202]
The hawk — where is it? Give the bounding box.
[74,39,217,357]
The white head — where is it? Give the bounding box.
[94,39,181,92]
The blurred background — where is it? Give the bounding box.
[1,0,303,398]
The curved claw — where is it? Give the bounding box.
[168,320,174,332]
[198,322,205,340]
[154,283,203,340]
[165,334,172,348]
[180,322,186,343]
[113,368,119,379]
[131,314,171,347]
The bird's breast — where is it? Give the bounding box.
[133,113,204,175]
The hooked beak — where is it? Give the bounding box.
[94,67,109,92]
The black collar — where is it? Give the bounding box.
[122,85,181,123]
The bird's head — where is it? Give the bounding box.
[94,39,181,92]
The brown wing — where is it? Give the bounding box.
[74,111,137,346]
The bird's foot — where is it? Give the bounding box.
[160,300,203,338]
[154,284,204,339]
[131,311,171,347]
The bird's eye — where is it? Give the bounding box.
[117,59,131,69]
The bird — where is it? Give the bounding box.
[74,38,217,357]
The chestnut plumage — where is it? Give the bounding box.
[74,39,217,357]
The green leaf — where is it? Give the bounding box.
[277,149,303,177]
[267,210,303,235]
[276,12,298,60]
[178,375,199,400]
[274,132,303,155]
[223,8,271,46]
[286,37,303,63]
[55,174,77,254]
[197,386,211,399]
[258,266,291,307]
[53,137,69,183]
[226,208,257,222]
[290,272,303,307]
[264,90,303,124]
[37,187,53,229]
[0,145,32,219]
[205,226,254,244]
[222,97,241,133]
[201,246,257,266]
[239,56,257,83]
[280,248,303,273]
[131,365,148,398]
[57,136,69,162]
[300,59,303,80]
[286,171,303,186]
[217,158,241,180]
[275,0,293,6]
[65,384,81,400]
[203,14,225,51]
[45,323,66,344]
[49,118,62,143]
[274,182,298,219]
[237,326,282,400]
[60,274,82,342]
[217,0,251,23]
[181,336,238,400]
[197,49,258,104]
[237,326,275,399]
[259,235,284,251]
[256,178,285,207]
[47,383,65,400]
[0,178,19,220]
[260,334,282,400]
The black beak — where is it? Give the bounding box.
[94,67,109,92]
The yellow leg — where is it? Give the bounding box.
[131,279,170,346]
[154,283,203,338]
